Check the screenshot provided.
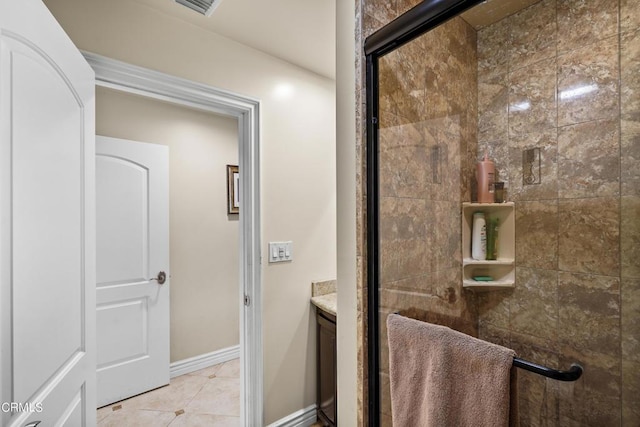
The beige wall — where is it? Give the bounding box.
[96,87,240,363]
[43,0,337,423]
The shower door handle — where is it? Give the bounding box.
[151,271,167,285]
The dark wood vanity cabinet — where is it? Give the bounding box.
[316,309,337,426]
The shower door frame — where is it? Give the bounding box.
[363,0,483,424]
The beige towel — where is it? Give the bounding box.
[387,314,518,427]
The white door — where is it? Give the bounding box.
[95,136,170,407]
[0,1,96,426]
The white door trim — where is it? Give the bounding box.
[83,52,262,426]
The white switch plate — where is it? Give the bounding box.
[268,241,293,263]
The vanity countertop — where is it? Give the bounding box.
[311,293,337,317]
[310,279,337,317]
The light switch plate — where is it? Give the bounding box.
[268,241,293,263]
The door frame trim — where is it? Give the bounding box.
[84,51,262,425]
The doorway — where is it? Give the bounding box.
[95,88,240,408]
[86,53,262,425]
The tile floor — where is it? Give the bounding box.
[97,358,241,427]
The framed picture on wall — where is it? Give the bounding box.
[227,164,239,214]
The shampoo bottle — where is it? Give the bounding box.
[471,212,486,261]
[486,217,499,260]
[477,153,495,203]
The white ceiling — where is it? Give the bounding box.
[132,0,336,79]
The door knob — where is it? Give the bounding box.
[151,271,167,285]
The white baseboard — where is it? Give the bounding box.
[267,404,317,427]
[170,344,240,378]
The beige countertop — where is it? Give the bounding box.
[311,292,337,317]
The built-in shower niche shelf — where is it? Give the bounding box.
[462,202,515,292]
[462,280,515,291]
[462,258,514,265]
[462,263,515,291]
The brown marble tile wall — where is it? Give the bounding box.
[476,0,640,425]
[354,0,369,423]
[620,1,640,424]
[354,0,366,424]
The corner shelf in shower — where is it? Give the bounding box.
[462,202,515,291]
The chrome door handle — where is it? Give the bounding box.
[151,271,167,285]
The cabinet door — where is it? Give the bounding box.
[317,312,336,426]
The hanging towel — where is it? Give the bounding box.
[386,313,518,427]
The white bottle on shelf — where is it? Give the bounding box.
[471,212,486,261]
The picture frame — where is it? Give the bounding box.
[227,164,239,214]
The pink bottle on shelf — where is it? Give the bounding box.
[477,153,495,203]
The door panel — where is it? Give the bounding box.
[97,298,148,368]
[0,1,96,426]
[57,391,83,426]
[96,136,169,407]
[12,44,84,406]
[96,157,148,285]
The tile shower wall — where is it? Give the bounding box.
[476,0,640,425]
[358,0,640,425]
[376,16,478,426]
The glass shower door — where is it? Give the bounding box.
[375,16,479,426]
[367,0,640,425]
